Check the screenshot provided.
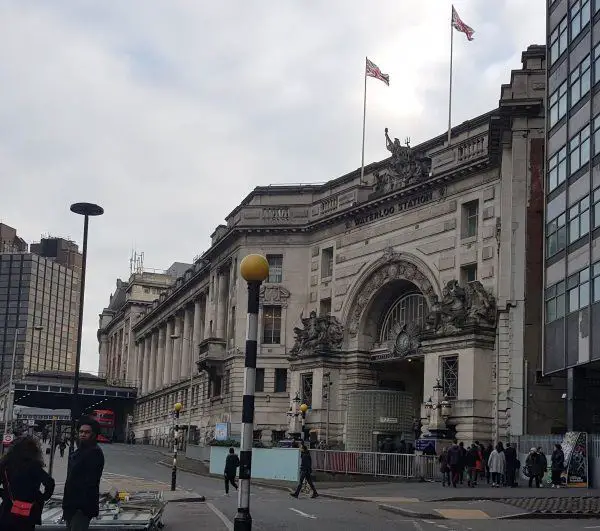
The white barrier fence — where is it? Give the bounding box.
[310,450,441,480]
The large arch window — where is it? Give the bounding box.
[379,292,427,343]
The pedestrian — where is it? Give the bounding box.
[465,444,479,487]
[525,448,543,488]
[438,447,450,487]
[483,443,493,484]
[551,443,565,488]
[290,444,318,499]
[504,442,517,487]
[223,447,239,495]
[537,446,548,483]
[59,439,67,458]
[458,441,467,484]
[446,440,461,488]
[487,442,506,487]
[0,435,55,531]
[62,416,105,531]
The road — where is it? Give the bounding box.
[47,443,600,530]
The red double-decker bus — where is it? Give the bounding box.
[91,409,115,443]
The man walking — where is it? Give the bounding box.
[223,447,240,495]
[290,444,318,498]
[62,416,105,531]
[504,442,517,487]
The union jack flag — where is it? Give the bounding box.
[452,6,474,41]
[366,58,389,86]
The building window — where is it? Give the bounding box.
[593,187,600,229]
[255,368,265,392]
[441,356,459,400]
[592,261,600,302]
[550,16,568,65]
[462,200,478,238]
[569,126,591,174]
[593,115,600,156]
[567,267,590,312]
[229,306,236,340]
[597,0,600,14]
[570,0,591,41]
[570,55,591,107]
[549,81,568,127]
[321,247,334,279]
[594,43,600,85]
[301,372,313,407]
[262,305,281,344]
[266,254,283,283]
[319,297,332,316]
[546,212,567,257]
[568,195,590,243]
[274,368,287,392]
[548,146,567,191]
[224,369,230,395]
[460,264,477,284]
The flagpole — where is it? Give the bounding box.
[360,57,368,184]
[447,5,454,145]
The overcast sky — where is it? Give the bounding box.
[0,1,545,374]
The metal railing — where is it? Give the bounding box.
[310,450,441,480]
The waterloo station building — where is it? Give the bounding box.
[100,45,566,448]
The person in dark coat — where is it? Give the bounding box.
[446,440,461,487]
[290,444,318,498]
[458,442,467,484]
[438,447,451,487]
[525,448,543,488]
[483,443,493,484]
[223,447,240,495]
[0,435,55,531]
[537,446,548,480]
[62,416,105,531]
[504,443,517,487]
[551,443,565,488]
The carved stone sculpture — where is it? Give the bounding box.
[425,280,496,335]
[290,311,344,356]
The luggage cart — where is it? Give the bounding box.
[40,491,167,530]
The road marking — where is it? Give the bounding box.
[207,502,234,531]
[411,520,424,531]
[435,509,490,520]
[584,527,600,529]
[289,508,317,519]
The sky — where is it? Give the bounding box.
[0,1,546,374]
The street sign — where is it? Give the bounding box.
[2,434,14,446]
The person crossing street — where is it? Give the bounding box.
[290,444,318,499]
[223,447,239,495]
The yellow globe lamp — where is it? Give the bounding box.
[299,403,309,414]
[240,254,270,283]
[174,402,183,413]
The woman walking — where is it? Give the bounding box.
[487,442,506,487]
[551,443,565,488]
[0,435,55,530]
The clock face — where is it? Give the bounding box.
[395,332,410,353]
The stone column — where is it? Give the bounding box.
[216,270,229,338]
[164,319,174,385]
[99,335,108,379]
[148,330,157,393]
[156,326,166,390]
[141,336,150,395]
[172,315,182,382]
[136,342,143,388]
[193,299,203,350]
[119,327,126,380]
[181,306,192,379]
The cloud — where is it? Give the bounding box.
[0,0,545,372]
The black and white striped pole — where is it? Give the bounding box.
[235,254,269,531]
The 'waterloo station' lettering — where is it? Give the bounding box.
[354,190,435,226]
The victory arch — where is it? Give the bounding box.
[290,247,499,450]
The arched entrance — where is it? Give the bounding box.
[343,250,441,441]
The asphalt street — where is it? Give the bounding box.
[47,443,600,530]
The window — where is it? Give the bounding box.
[229,306,236,340]
[597,0,600,14]
[594,115,600,156]
[301,372,313,407]
[274,368,287,392]
[255,368,265,392]
[550,16,568,65]
[224,369,230,395]
[460,264,477,284]
[568,195,590,243]
[570,0,591,40]
[441,356,459,400]
[593,261,600,302]
[569,126,591,174]
[319,297,332,316]
[266,254,283,283]
[546,212,567,256]
[321,247,334,279]
[593,187,600,229]
[549,81,568,127]
[567,268,590,312]
[570,55,591,107]
[462,200,478,238]
[262,305,281,344]
[548,146,567,191]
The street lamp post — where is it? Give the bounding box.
[69,202,103,457]
[2,325,44,441]
[171,401,183,491]
[235,254,269,531]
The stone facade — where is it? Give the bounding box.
[109,45,564,447]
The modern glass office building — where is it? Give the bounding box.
[545,0,600,432]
